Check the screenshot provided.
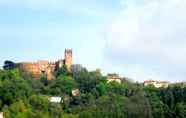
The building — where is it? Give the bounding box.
[17,49,73,80]
[64,49,73,72]
[144,80,169,88]
[0,112,3,118]
[50,97,62,103]
[107,73,122,83]
[72,89,80,97]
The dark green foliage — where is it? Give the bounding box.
[0,69,33,106]
[40,74,49,86]
[3,60,16,70]
[55,65,68,78]
[0,67,186,118]
[48,76,76,95]
[73,69,100,93]
[144,85,186,118]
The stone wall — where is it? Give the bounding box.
[17,49,73,80]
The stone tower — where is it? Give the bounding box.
[65,49,73,72]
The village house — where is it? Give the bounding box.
[49,97,62,103]
[72,89,80,97]
[0,112,3,118]
[107,73,122,84]
[144,80,169,88]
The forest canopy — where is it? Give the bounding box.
[0,66,186,118]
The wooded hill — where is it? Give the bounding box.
[0,65,186,118]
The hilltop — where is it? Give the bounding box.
[0,57,186,118]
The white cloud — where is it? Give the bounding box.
[104,0,186,82]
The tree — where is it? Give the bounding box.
[175,102,186,118]
[125,92,153,118]
[96,82,107,96]
[29,95,49,112]
[3,60,16,70]
[0,70,32,106]
[74,69,99,93]
[48,103,63,118]
[61,113,78,118]
[55,65,68,78]
[49,76,76,95]
[40,74,48,86]
[3,100,34,118]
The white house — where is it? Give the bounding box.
[144,80,169,88]
[72,89,80,97]
[0,112,3,118]
[49,97,62,103]
[107,73,122,84]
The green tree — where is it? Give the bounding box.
[74,69,99,93]
[29,95,49,112]
[175,102,186,118]
[3,100,34,118]
[0,73,32,105]
[49,76,76,95]
[55,65,68,78]
[48,103,63,118]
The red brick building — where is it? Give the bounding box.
[17,49,73,80]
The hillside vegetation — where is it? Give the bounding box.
[0,67,186,118]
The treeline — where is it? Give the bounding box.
[0,66,186,118]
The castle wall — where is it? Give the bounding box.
[17,49,73,80]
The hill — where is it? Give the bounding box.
[0,67,186,118]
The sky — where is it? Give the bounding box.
[0,0,186,82]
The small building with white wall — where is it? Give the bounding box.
[144,80,169,88]
[49,97,62,103]
[0,112,3,118]
[72,89,80,97]
[107,73,122,84]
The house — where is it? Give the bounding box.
[144,80,169,88]
[0,112,3,118]
[107,73,122,83]
[72,89,80,97]
[49,97,62,103]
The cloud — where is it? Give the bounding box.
[104,0,186,82]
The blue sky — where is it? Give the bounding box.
[0,0,186,82]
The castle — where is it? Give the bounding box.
[17,49,73,80]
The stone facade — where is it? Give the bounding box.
[17,49,73,80]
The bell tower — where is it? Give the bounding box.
[65,49,73,72]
